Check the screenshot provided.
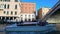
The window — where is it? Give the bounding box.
[25,15,27,16]
[14,17,16,19]
[21,15,22,17]
[15,5,17,9]
[15,11,17,15]
[10,17,13,20]
[4,11,6,14]
[32,15,34,17]
[7,0,10,2]
[21,17,23,21]
[7,4,9,9]
[0,0,2,1]
[1,0,10,2]
[25,15,27,18]
[15,0,18,2]
[11,11,13,15]
[3,0,4,1]
[21,15,22,16]
[6,17,9,20]
[5,0,6,1]
[7,11,9,15]
[4,4,6,9]
[4,0,10,2]
[29,15,30,17]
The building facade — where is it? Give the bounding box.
[38,7,50,20]
[20,2,36,21]
[0,0,21,22]
[0,0,36,22]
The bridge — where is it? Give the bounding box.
[40,0,60,23]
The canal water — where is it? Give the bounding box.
[46,23,60,34]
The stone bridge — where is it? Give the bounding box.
[40,0,60,24]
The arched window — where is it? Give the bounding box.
[7,4,9,9]
[11,11,13,15]
[10,17,13,20]
[15,5,17,9]
[7,0,10,2]
[4,4,6,9]
[15,0,18,2]
[15,11,17,15]
[2,17,5,20]
[29,19,31,22]
[4,11,6,14]
[0,0,2,1]
[25,19,27,22]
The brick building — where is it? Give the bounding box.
[38,7,50,20]
[20,2,36,21]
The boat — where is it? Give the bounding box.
[5,24,56,34]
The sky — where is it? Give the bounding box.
[20,0,58,15]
